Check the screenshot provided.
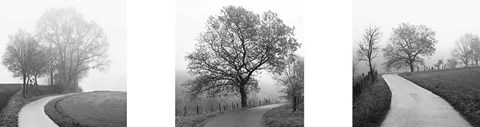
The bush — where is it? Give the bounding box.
[353,76,391,127]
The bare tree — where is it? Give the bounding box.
[183,6,300,108]
[2,30,44,98]
[383,23,437,72]
[447,58,458,69]
[36,8,109,91]
[356,26,381,79]
[434,59,443,70]
[469,34,480,66]
[274,55,303,111]
[452,33,475,67]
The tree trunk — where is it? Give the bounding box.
[239,85,247,108]
[22,73,26,98]
[50,71,54,86]
[292,95,297,112]
[409,62,415,72]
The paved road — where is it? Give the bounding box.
[204,103,285,127]
[381,74,471,127]
[18,94,68,127]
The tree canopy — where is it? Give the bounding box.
[383,23,437,72]
[183,6,300,107]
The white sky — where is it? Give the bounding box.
[0,0,126,91]
[354,0,480,73]
[175,0,304,99]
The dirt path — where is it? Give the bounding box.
[18,94,68,127]
[381,74,471,127]
[204,103,284,127]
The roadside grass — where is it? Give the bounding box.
[0,86,59,127]
[399,67,480,126]
[45,91,126,127]
[0,84,21,112]
[353,76,392,127]
[175,110,235,127]
[262,104,304,127]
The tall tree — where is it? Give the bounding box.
[274,55,303,111]
[2,30,43,98]
[183,6,300,108]
[36,8,109,91]
[469,34,480,66]
[434,59,443,70]
[356,26,381,78]
[383,23,437,72]
[452,33,475,67]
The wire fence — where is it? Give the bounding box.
[176,98,278,117]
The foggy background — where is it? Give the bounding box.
[0,0,126,91]
[175,0,304,103]
[353,0,480,75]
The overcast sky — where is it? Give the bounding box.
[0,0,126,91]
[354,0,480,73]
[175,0,304,99]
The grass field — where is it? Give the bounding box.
[399,67,480,126]
[352,76,392,127]
[262,104,304,127]
[45,91,126,127]
[175,110,236,127]
[0,84,21,112]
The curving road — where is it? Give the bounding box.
[204,103,285,127]
[18,94,68,127]
[381,74,471,127]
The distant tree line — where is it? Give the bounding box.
[2,8,109,98]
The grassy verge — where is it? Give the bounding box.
[262,104,304,127]
[0,86,59,127]
[399,67,480,126]
[175,110,235,127]
[45,91,126,127]
[352,76,392,127]
[0,84,21,112]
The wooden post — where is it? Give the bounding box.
[236,103,238,109]
[218,103,221,111]
[232,102,234,110]
[259,100,261,105]
[224,105,226,110]
[184,106,187,116]
[196,105,199,114]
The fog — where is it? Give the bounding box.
[0,0,126,91]
[353,0,480,75]
[175,0,304,101]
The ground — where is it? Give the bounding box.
[352,76,392,127]
[262,104,304,127]
[45,91,127,127]
[176,110,234,127]
[0,84,21,112]
[399,67,480,126]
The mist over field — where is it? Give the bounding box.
[0,0,126,92]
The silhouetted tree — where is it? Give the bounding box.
[452,33,476,67]
[434,59,443,70]
[36,8,109,91]
[183,6,300,108]
[383,23,437,72]
[274,55,303,111]
[356,26,381,79]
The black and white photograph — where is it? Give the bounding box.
[353,0,480,126]
[0,0,126,127]
[175,0,304,127]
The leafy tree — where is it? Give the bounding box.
[356,26,381,78]
[36,8,109,91]
[274,55,303,111]
[452,33,476,67]
[383,23,437,72]
[469,34,480,66]
[183,6,300,107]
[2,30,45,98]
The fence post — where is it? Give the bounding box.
[236,103,238,109]
[184,106,187,116]
[232,102,234,110]
[224,105,226,110]
[196,105,199,114]
[218,103,221,111]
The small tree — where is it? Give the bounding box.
[469,34,480,66]
[434,59,443,70]
[183,6,300,108]
[452,34,475,67]
[383,23,437,72]
[274,55,303,111]
[356,26,381,79]
[446,58,458,69]
[2,30,44,98]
